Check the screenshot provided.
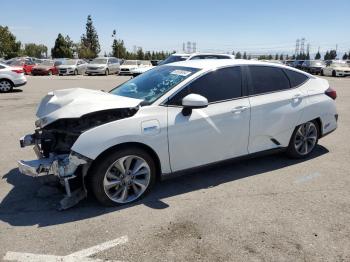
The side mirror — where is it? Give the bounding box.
[181,94,208,116]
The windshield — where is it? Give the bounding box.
[40,61,54,66]
[65,60,78,65]
[91,58,107,64]
[158,55,189,65]
[311,61,325,66]
[110,65,199,103]
[123,60,138,66]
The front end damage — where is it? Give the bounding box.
[18,107,138,210]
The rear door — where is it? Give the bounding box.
[247,66,308,153]
[166,66,251,172]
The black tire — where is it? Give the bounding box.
[74,69,78,75]
[332,70,336,77]
[320,70,324,76]
[59,74,63,76]
[0,79,13,92]
[286,120,319,159]
[105,69,109,76]
[89,147,157,206]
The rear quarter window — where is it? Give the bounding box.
[284,69,309,88]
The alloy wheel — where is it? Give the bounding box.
[294,122,318,155]
[0,80,12,92]
[103,155,151,204]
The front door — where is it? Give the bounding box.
[166,66,251,172]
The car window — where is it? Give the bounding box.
[168,66,242,105]
[248,66,290,95]
[284,69,309,88]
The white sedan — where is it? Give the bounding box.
[321,61,350,77]
[0,62,27,92]
[18,60,338,208]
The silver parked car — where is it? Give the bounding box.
[57,59,88,75]
[86,57,120,76]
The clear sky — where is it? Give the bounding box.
[1,0,349,57]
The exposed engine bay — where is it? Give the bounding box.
[19,107,138,210]
[37,108,138,156]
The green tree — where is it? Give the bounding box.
[51,33,73,58]
[24,43,48,58]
[232,51,235,56]
[343,53,348,60]
[315,51,321,60]
[279,54,284,60]
[286,54,289,60]
[306,52,310,60]
[0,26,21,59]
[268,54,273,60]
[329,50,337,59]
[243,52,247,59]
[248,55,251,60]
[111,30,126,58]
[136,48,144,60]
[80,15,100,58]
[324,51,330,60]
[275,54,279,60]
[235,51,242,59]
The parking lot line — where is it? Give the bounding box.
[3,235,128,262]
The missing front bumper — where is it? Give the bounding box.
[18,153,90,210]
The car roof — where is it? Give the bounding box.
[165,59,313,76]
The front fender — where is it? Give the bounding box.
[71,106,171,173]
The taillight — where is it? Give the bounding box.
[325,87,337,100]
[12,69,24,74]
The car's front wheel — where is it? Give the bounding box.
[286,121,319,158]
[90,147,156,206]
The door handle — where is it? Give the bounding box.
[231,106,248,114]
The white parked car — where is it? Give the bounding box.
[86,57,120,76]
[119,60,141,75]
[321,61,350,77]
[0,62,27,92]
[57,59,88,75]
[131,53,235,77]
[18,60,338,209]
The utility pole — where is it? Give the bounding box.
[300,38,305,55]
[295,39,300,56]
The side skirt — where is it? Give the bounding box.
[161,147,286,180]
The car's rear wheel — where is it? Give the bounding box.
[286,121,319,158]
[74,69,78,75]
[90,147,156,206]
[332,70,336,77]
[0,79,13,92]
[105,69,109,76]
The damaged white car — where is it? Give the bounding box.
[18,60,338,209]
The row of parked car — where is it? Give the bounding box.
[0,56,158,76]
[286,59,350,77]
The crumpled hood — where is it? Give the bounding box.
[36,88,142,127]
